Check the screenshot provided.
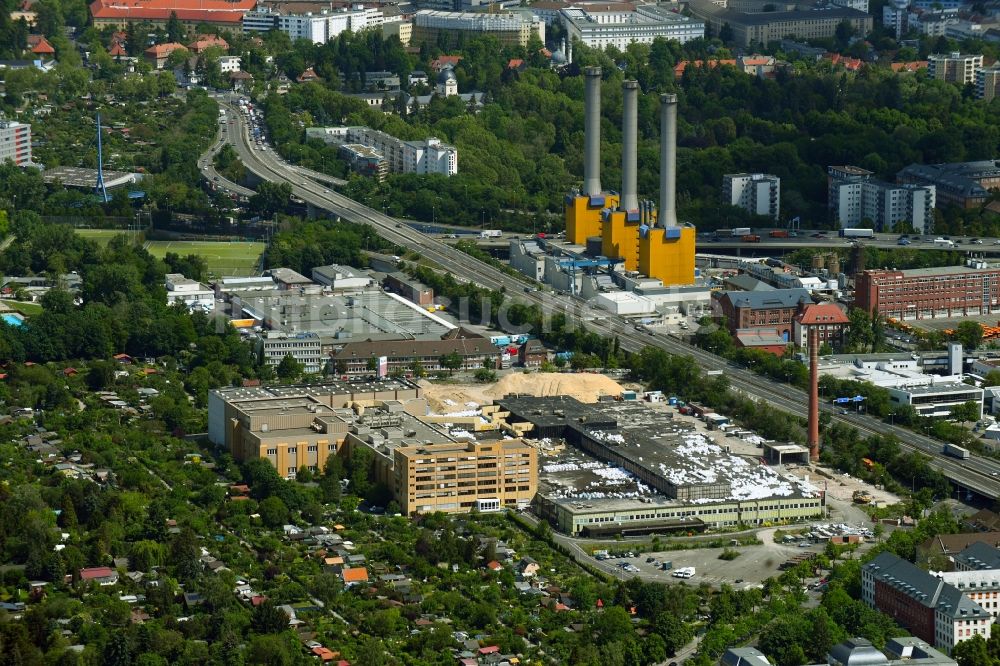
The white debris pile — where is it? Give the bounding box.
[436,409,480,418]
[542,460,604,473]
[449,429,475,441]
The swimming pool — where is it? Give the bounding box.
[2,313,24,327]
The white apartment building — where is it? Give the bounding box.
[256,331,323,373]
[243,5,382,44]
[828,165,935,234]
[305,126,458,176]
[928,52,984,84]
[218,55,241,73]
[165,273,214,309]
[560,5,704,49]
[0,120,31,166]
[412,10,545,48]
[722,173,780,220]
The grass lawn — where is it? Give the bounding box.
[75,228,135,246]
[1,300,43,316]
[143,240,264,277]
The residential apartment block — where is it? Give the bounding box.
[257,331,323,373]
[855,266,1000,320]
[559,5,704,50]
[0,120,31,166]
[242,5,382,43]
[828,165,935,233]
[207,380,538,513]
[722,173,780,220]
[306,126,457,176]
[927,52,984,84]
[411,10,545,48]
[897,161,1000,209]
[977,65,1000,102]
[863,552,992,653]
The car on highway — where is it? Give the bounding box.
[897,238,911,245]
[972,238,984,244]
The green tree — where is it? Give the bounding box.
[166,11,183,42]
[655,611,694,656]
[950,400,981,426]
[983,370,1000,387]
[258,496,289,527]
[320,456,342,504]
[276,354,303,381]
[952,634,991,666]
[296,465,313,483]
[956,321,984,350]
[440,351,463,375]
[251,599,290,634]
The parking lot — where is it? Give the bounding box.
[591,524,883,589]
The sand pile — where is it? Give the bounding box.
[421,372,627,413]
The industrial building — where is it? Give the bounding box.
[715,288,812,342]
[559,4,704,50]
[327,328,503,375]
[856,266,1000,320]
[207,380,537,513]
[242,5,383,43]
[165,273,214,309]
[89,0,256,32]
[722,173,780,220]
[897,161,1000,209]
[863,552,993,653]
[564,72,695,288]
[411,10,545,48]
[927,52,984,84]
[828,165,935,233]
[306,126,457,176]
[500,396,824,536]
[310,264,373,291]
[0,119,31,166]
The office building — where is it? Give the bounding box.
[927,52,984,84]
[863,552,992,653]
[306,126,457,176]
[411,10,545,48]
[0,120,31,166]
[897,161,1000,209]
[89,0,256,32]
[977,65,1000,102]
[165,273,214,309]
[257,331,323,373]
[207,381,537,512]
[242,5,383,43]
[689,0,873,48]
[828,165,935,233]
[792,303,849,349]
[722,173,780,220]
[559,4,704,50]
[856,266,1000,320]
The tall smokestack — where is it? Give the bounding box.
[583,67,602,197]
[808,326,820,461]
[659,93,678,228]
[620,80,639,212]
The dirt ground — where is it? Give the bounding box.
[790,466,901,506]
[420,372,628,413]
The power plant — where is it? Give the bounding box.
[564,72,696,287]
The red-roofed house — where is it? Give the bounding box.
[108,42,127,58]
[430,55,462,71]
[187,34,228,53]
[486,560,503,571]
[793,302,850,348]
[297,67,320,83]
[506,58,525,72]
[311,647,336,662]
[79,566,119,586]
[825,53,863,71]
[734,329,789,356]
[89,0,256,33]
[479,645,500,655]
[27,35,55,58]
[891,61,928,73]
[737,54,776,77]
[341,567,369,586]
[144,42,187,69]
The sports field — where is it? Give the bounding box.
[143,240,264,277]
[75,229,135,246]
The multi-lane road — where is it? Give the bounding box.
[206,94,1000,500]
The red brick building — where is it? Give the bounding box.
[855,266,1000,320]
[716,288,812,343]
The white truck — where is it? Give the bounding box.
[731,227,752,237]
[934,238,955,247]
[480,229,503,238]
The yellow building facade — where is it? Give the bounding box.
[600,208,641,271]
[639,224,697,286]
[565,193,619,245]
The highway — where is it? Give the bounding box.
[209,94,1000,500]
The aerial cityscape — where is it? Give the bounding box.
[0,0,999,663]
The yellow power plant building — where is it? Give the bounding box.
[565,192,619,245]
